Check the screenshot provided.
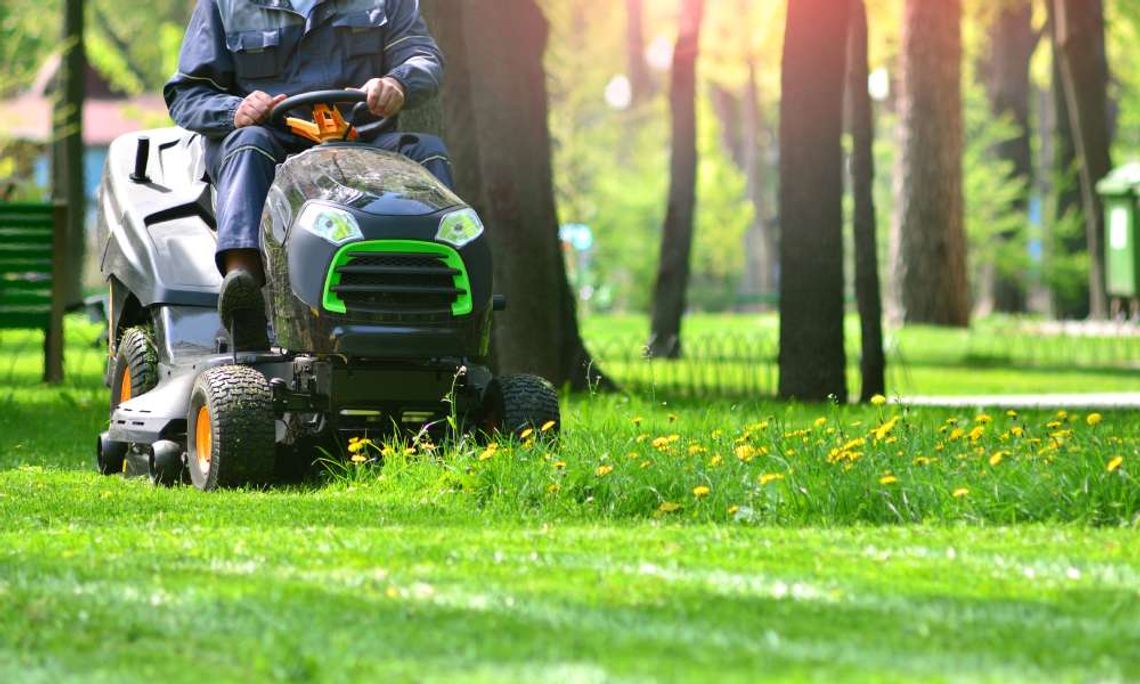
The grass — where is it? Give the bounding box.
[0,319,1138,681]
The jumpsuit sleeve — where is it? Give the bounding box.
[163,0,245,139]
[383,0,445,110]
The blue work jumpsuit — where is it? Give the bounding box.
[164,0,452,271]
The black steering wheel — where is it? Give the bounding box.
[270,89,393,139]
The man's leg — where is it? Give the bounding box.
[369,132,455,189]
[203,126,288,351]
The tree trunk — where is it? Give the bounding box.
[846,0,885,401]
[895,0,969,327]
[407,0,609,390]
[54,0,85,308]
[1053,0,1111,319]
[981,0,1035,313]
[625,0,652,105]
[777,0,850,402]
[647,0,705,359]
[742,59,776,303]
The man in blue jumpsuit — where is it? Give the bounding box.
[165,0,451,350]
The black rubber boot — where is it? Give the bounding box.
[218,269,270,352]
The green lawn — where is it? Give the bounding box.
[0,320,1138,682]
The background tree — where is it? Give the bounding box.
[778,0,850,402]
[1053,0,1113,319]
[846,0,885,401]
[408,0,608,390]
[979,0,1037,314]
[626,0,653,105]
[894,0,970,327]
[647,0,706,359]
[54,0,85,307]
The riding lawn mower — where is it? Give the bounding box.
[95,90,560,490]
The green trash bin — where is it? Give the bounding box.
[1097,162,1140,299]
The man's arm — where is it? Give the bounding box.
[163,0,244,138]
[383,0,445,110]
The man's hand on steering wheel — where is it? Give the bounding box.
[235,91,287,129]
[359,77,406,117]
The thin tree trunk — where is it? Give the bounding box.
[1053,0,1111,319]
[895,0,969,327]
[981,0,1035,313]
[625,0,652,105]
[54,0,85,308]
[647,0,705,359]
[408,0,609,390]
[778,0,850,402]
[846,0,885,401]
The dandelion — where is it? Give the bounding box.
[759,473,784,485]
[547,483,561,493]
[478,445,497,461]
[351,453,368,464]
[1006,409,1018,418]
[913,456,936,466]
[688,444,706,456]
[870,394,887,406]
[636,434,648,444]
[814,417,828,428]
[595,464,614,477]
[692,485,711,498]
[989,451,1006,466]
[631,416,643,426]
[708,454,723,467]
[952,487,970,498]
[872,416,900,441]
[968,425,986,442]
[1056,410,1068,419]
[1011,426,1024,437]
[658,501,681,514]
[541,420,557,433]
[1107,456,1124,472]
[553,460,566,470]
[727,505,740,515]
[348,438,374,454]
[975,414,993,425]
[1087,413,1103,427]
[520,428,535,440]
[879,474,898,485]
[735,444,758,462]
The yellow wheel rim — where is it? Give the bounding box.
[119,372,132,404]
[195,406,212,477]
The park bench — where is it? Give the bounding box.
[0,202,67,383]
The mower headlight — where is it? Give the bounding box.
[436,209,485,248]
[296,204,363,245]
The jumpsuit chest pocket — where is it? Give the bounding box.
[332,9,388,58]
[226,29,284,79]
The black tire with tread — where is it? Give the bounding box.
[187,365,276,491]
[111,326,158,410]
[484,374,561,439]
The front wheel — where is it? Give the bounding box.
[482,374,561,441]
[186,366,276,491]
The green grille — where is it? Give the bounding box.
[322,240,473,317]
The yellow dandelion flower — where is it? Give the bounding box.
[913,456,936,466]
[968,425,986,442]
[952,487,969,498]
[989,451,1006,466]
[595,464,614,477]
[404,447,416,456]
[735,444,758,462]
[658,501,681,513]
[759,473,784,485]
[627,451,640,460]
[879,474,898,485]
[708,454,723,467]
[553,460,566,470]
[351,453,368,464]
[1086,413,1103,427]
[872,416,900,441]
[631,416,643,426]
[478,447,496,462]
[547,483,561,493]
[870,394,887,406]
[1006,409,1018,418]
[1107,456,1124,472]
[541,420,557,433]
[1011,426,1024,437]
[520,428,535,440]
[1056,410,1068,419]
[688,444,706,456]
[692,485,711,498]
[640,460,652,469]
[728,505,740,515]
[975,414,993,424]
[814,417,828,428]
[636,434,648,443]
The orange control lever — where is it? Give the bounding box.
[286,104,359,144]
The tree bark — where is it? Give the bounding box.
[846,0,885,401]
[895,0,969,327]
[625,0,652,105]
[54,0,85,308]
[1053,0,1111,319]
[777,0,850,402]
[647,0,705,359]
[406,0,609,390]
[981,0,1035,313]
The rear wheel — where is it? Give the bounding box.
[186,366,276,491]
[482,374,561,441]
[110,326,158,410]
